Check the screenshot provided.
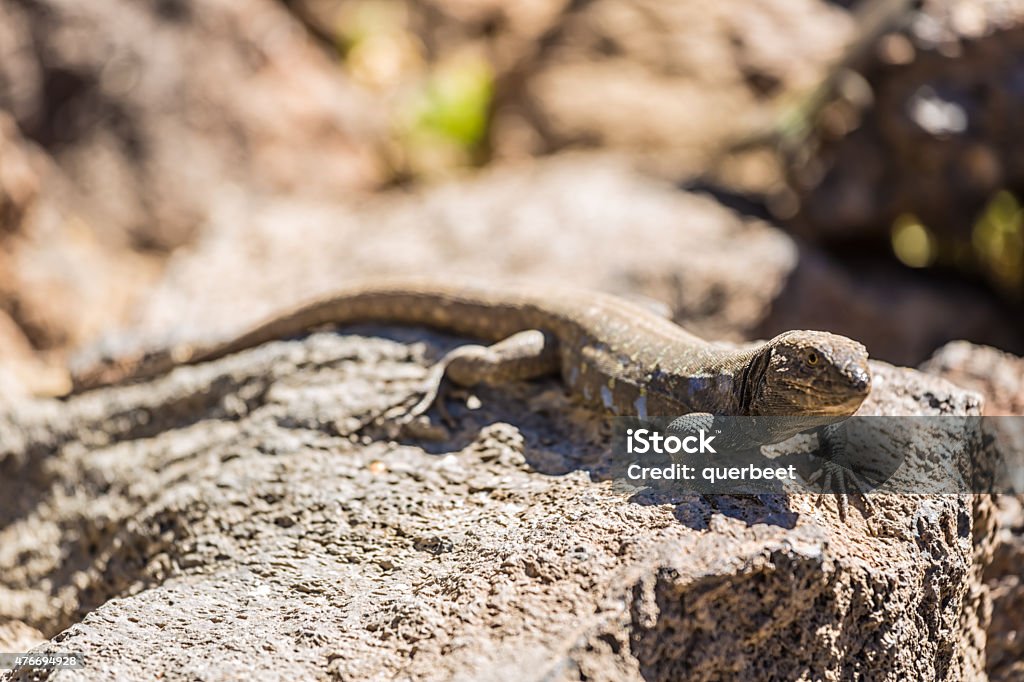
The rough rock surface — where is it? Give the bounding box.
[919,341,1024,490]
[921,341,1024,416]
[0,325,992,681]
[90,155,1023,374]
[985,496,1024,682]
[919,341,1024,682]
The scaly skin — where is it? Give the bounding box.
[73,279,876,522]
[71,278,872,426]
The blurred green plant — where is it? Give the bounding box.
[333,0,494,177]
[891,214,936,268]
[972,190,1024,297]
[891,194,1024,298]
[404,53,493,154]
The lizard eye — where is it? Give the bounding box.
[806,351,819,366]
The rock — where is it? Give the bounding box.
[985,495,1024,682]
[0,621,45,652]
[279,0,856,172]
[0,326,992,680]
[919,345,1024,491]
[0,112,155,399]
[0,0,386,391]
[489,0,857,169]
[785,0,1024,299]
[0,0,384,252]
[921,341,1024,416]
[89,155,1023,373]
[0,112,39,235]
[919,340,1024,682]
[919,342,1024,490]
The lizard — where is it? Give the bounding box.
[70,278,873,516]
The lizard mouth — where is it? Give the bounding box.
[817,391,869,416]
[811,367,872,415]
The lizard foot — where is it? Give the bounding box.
[383,358,460,430]
[806,460,875,524]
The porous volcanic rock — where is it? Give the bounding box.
[920,340,1024,682]
[0,325,992,681]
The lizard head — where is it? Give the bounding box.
[747,330,871,417]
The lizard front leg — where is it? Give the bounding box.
[806,421,875,523]
[401,329,560,424]
[665,415,876,527]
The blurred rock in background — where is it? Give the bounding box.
[282,0,861,173]
[0,0,385,253]
[782,0,1024,301]
[74,156,1022,373]
[1,0,1023,388]
[0,0,387,394]
[0,111,150,400]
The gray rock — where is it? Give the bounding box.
[985,495,1024,682]
[921,341,1024,416]
[1,328,993,681]
[920,340,1024,682]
